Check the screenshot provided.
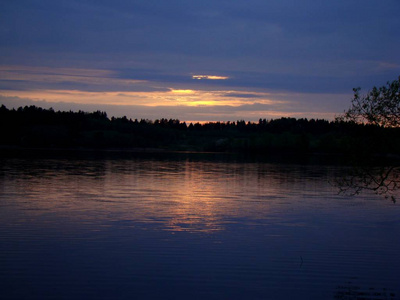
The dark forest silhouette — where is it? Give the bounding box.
[1,104,399,156]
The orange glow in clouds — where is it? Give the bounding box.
[0,65,339,121]
[0,87,280,108]
[192,75,229,80]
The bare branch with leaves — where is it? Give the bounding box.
[336,165,399,203]
[342,76,400,127]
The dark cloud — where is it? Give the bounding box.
[2,0,398,60]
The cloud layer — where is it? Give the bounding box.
[1,0,399,121]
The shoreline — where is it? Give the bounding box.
[1,145,398,166]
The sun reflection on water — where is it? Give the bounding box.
[1,158,313,234]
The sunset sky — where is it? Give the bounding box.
[1,0,399,122]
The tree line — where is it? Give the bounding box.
[1,104,399,156]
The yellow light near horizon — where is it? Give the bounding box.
[192,75,229,80]
[185,100,219,106]
[206,75,229,80]
[170,89,195,94]
[1,88,267,108]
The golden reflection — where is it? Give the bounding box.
[119,160,285,234]
[3,160,303,234]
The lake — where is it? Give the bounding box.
[0,152,399,299]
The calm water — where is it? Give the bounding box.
[0,154,399,299]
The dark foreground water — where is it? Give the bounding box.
[0,154,399,299]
